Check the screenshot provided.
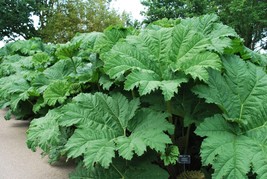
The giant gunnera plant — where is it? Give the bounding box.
[0,14,266,178]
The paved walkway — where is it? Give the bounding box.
[0,110,75,179]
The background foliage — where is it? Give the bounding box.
[2,0,266,51]
[0,0,37,40]
[141,0,267,51]
[38,0,128,43]
[0,0,127,43]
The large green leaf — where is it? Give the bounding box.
[8,38,44,56]
[32,52,54,71]
[31,58,79,94]
[180,14,219,35]
[94,26,133,54]
[124,70,187,100]
[31,56,97,111]
[194,56,267,178]
[194,55,267,128]
[103,28,188,100]
[0,55,24,77]
[60,93,173,169]
[181,14,238,54]
[196,115,267,179]
[116,109,173,159]
[172,86,219,127]
[26,110,62,153]
[59,93,140,129]
[31,73,51,93]
[0,47,45,118]
[55,42,81,60]
[71,32,102,50]
[43,59,75,80]
[104,14,225,100]
[43,80,71,106]
[0,54,34,77]
[70,155,169,179]
[26,109,71,162]
[0,73,31,112]
[170,25,221,79]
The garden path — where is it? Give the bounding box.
[0,110,75,179]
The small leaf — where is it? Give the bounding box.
[4,110,12,120]
[160,145,179,165]
[99,75,113,90]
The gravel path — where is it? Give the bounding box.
[0,110,75,179]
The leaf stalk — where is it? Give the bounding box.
[70,57,77,74]
[111,163,124,179]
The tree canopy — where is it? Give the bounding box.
[141,0,267,51]
[141,0,213,23]
[39,0,127,43]
[0,0,37,41]
[215,0,267,50]
[0,0,127,43]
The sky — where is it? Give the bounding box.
[110,0,145,21]
[0,0,145,48]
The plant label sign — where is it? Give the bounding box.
[178,155,191,164]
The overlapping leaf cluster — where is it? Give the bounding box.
[194,55,267,178]
[0,14,266,178]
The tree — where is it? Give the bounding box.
[214,0,267,50]
[0,0,37,41]
[141,0,267,50]
[0,0,66,41]
[0,0,127,43]
[141,0,214,23]
[38,0,128,43]
[31,0,64,29]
